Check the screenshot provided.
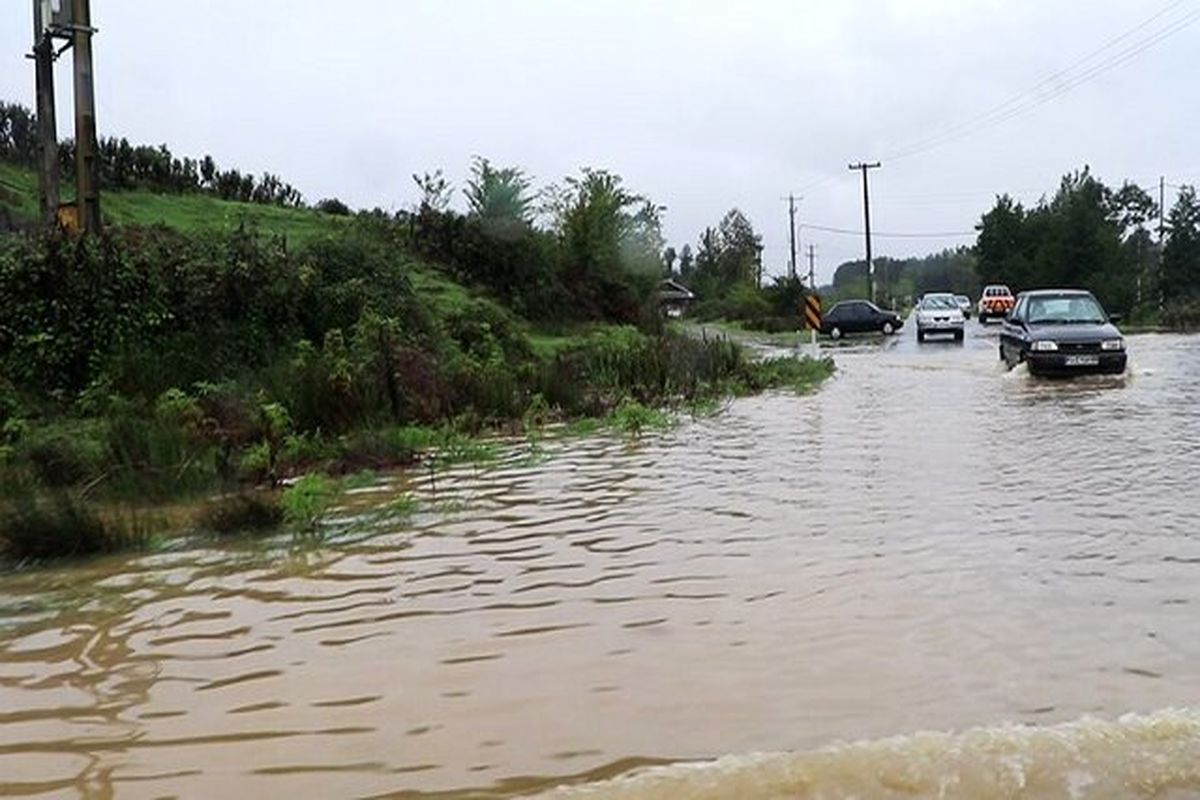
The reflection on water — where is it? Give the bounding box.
[1,331,1199,798]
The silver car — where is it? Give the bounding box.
[955,294,972,319]
[916,293,965,342]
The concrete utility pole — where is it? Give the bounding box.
[806,243,816,289]
[849,161,881,303]
[71,0,101,234]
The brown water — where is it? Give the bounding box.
[3,325,1200,799]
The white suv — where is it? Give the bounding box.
[916,293,965,342]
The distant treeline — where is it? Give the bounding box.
[0,100,303,207]
[830,167,1200,326]
[831,248,979,305]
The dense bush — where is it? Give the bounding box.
[0,226,433,404]
[1161,300,1200,331]
[315,198,352,216]
[199,492,283,536]
[0,492,154,563]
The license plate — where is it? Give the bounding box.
[1064,355,1100,366]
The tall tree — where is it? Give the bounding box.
[1162,185,1200,301]
[677,244,694,281]
[555,168,664,320]
[413,170,453,212]
[465,157,534,238]
[716,209,762,288]
[662,246,678,277]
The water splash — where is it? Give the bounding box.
[536,708,1200,800]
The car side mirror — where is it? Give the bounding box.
[1109,314,1122,324]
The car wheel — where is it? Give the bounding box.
[979,313,988,323]
[830,326,842,340]
[916,329,925,343]
[882,321,895,335]
[954,330,964,342]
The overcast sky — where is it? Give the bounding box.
[3,1,1198,282]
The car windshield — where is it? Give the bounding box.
[920,295,958,310]
[1027,295,1107,324]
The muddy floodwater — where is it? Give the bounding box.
[3,325,1200,799]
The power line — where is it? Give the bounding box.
[882,2,1200,163]
[788,3,1199,197]
[800,222,976,239]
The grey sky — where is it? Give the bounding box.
[3,1,1198,283]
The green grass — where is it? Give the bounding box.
[526,323,643,360]
[0,161,345,246]
[102,190,345,247]
[409,265,474,315]
[0,161,38,220]
[692,319,816,349]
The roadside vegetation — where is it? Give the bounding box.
[0,103,834,566]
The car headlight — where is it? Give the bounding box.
[1101,339,1124,351]
[1031,340,1058,352]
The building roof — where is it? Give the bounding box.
[659,278,695,302]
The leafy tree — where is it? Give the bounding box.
[976,194,1036,289]
[316,198,352,216]
[464,157,534,237]
[413,170,452,212]
[662,246,677,277]
[677,244,693,280]
[975,168,1137,313]
[716,208,762,288]
[0,102,37,164]
[554,168,664,321]
[1163,185,1200,301]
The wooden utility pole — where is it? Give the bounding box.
[788,194,798,280]
[32,31,59,226]
[1158,175,1166,309]
[849,161,881,303]
[30,0,101,234]
[71,0,101,233]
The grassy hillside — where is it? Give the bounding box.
[0,161,345,246]
[0,161,38,220]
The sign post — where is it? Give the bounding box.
[803,294,821,359]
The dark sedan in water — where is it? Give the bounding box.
[1000,289,1127,375]
[819,300,904,339]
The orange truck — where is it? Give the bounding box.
[978,284,1015,322]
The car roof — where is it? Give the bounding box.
[1017,289,1095,297]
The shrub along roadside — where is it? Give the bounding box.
[0,220,835,566]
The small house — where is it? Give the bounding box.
[659,278,695,318]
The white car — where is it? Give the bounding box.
[916,293,965,342]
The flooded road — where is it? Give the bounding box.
[2,324,1200,798]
